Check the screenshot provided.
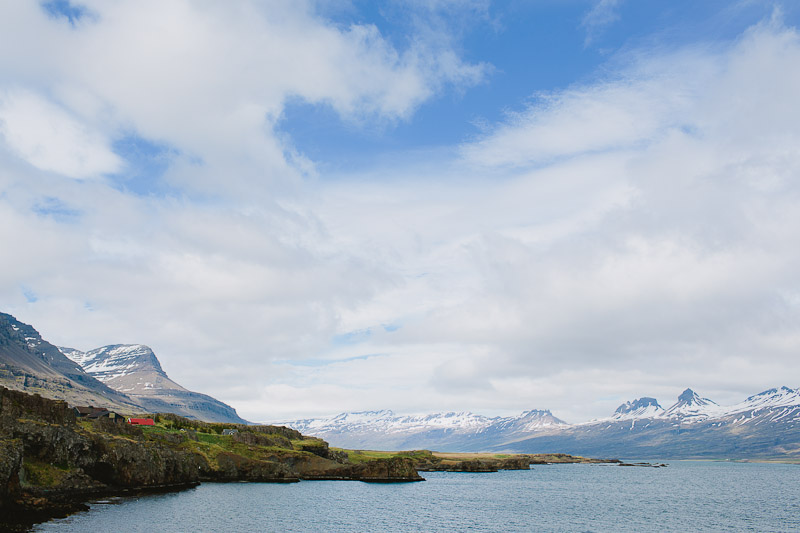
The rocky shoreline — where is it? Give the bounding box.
[1,386,622,530]
[414,451,620,472]
[0,387,422,530]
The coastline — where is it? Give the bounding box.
[0,387,423,531]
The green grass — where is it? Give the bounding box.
[84,418,423,471]
[21,460,73,488]
[139,425,174,436]
[338,449,433,464]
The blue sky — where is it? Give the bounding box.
[2,0,800,422]
[281,1,800,171]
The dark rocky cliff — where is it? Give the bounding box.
[0,387,422,530]
[0,313,140,412]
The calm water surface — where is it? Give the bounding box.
[34,461,800,532]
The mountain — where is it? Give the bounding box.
[661,388,721,421]
[496,387,800,459]
[0,312,139,411]
[281,387,800,459]
[727,386,800,413]
[609,397,663,421]
[61,344,247,424]
[0,311,246,424]
[282,409,567,450]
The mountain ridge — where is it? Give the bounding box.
[61,344,248,424]
[279,386,800,458]
[0,312,141,411]
[0,311,246,424]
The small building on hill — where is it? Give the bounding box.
[74,405,107,418]
[74,406,125,423]
[222,428,239,436]
[128,417,155,426]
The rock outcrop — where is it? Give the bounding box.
[0,387,424,530]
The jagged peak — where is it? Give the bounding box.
[677,388,697,402]
[520,409,554,417]
[729,385,800,413]
[614,397,662,415]
[674,388,717,406]
[745,386,797,400]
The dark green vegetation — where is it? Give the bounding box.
[0,387,422,531]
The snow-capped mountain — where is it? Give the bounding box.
[62,344,247,424]
[504,386,800,459]
[59,344,165,385]
[280,387,800,459]
[282,408,567,450]
[661,388,721,421]
[727,386,800,413]
[608,397,664,421]
[0,312,140,411]
[490,409,568,433]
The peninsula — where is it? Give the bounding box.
[0,386,422,530]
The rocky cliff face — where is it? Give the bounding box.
[0,313,140,412]
[0,387,423,529]
[1,311,246,424]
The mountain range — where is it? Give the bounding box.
[0,312,246,423]
[4,311,798,458]
[280,387,800,459]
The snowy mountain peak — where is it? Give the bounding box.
[61,344,165,383]
[678,388,704,404]
[331,410,395,423]
[282,408,568,447]
[612,397,664,420]
[728,386,800,414]
[663,388,720,421]
[496,409,568,431]
[519,409,554,417]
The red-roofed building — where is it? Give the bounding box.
[128,418,155,426]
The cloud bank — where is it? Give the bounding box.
[1,2,799,423]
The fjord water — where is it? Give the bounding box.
[35,462,799,532]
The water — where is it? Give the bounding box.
[34,462,800,532]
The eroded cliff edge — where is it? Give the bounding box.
[0,387,422,530]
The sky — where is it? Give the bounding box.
[2,0,800,424]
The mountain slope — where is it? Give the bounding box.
[495,387,800,459]
[1,311,247,424]
[62,344,247,424]
[660,388,721,421]
[282,409,567,450]
[282,387,800,459]
[608,397,664,421]
[0,312,140,411]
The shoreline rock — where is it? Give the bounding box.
[0,387,424,530]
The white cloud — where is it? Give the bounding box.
[582,0,624,46]
[0,89,121,178]
[279,20,800,420]
[2,4,800,423]
[0,0,485,195]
